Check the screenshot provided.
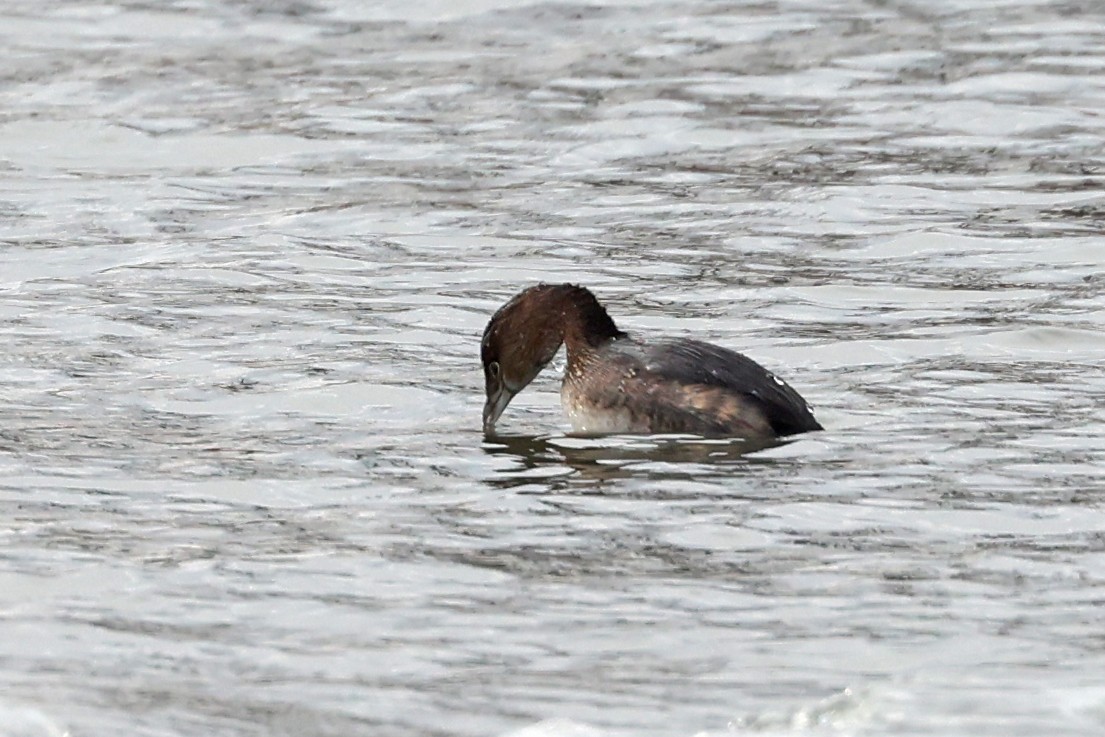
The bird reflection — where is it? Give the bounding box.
[482,432,789,490]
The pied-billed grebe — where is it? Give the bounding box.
[481,283,822,438]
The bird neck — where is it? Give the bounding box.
[550,285,625,353]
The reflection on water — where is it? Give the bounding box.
[0,0,1104,736]
[483,433,788,488]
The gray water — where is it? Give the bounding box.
[1,1,1104,735]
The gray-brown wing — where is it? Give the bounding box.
[636,338,822,436]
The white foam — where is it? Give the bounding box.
[0,703,68,737]
[499,718,617,737]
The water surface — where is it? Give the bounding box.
[1,1,1103,736]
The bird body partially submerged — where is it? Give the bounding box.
[481,284,822,439]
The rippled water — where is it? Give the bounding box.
[1,1,1104,735]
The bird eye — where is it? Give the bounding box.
[488,361,501,379]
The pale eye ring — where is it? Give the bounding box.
[488,361,501,379]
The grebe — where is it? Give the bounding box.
[481,284,822,439]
